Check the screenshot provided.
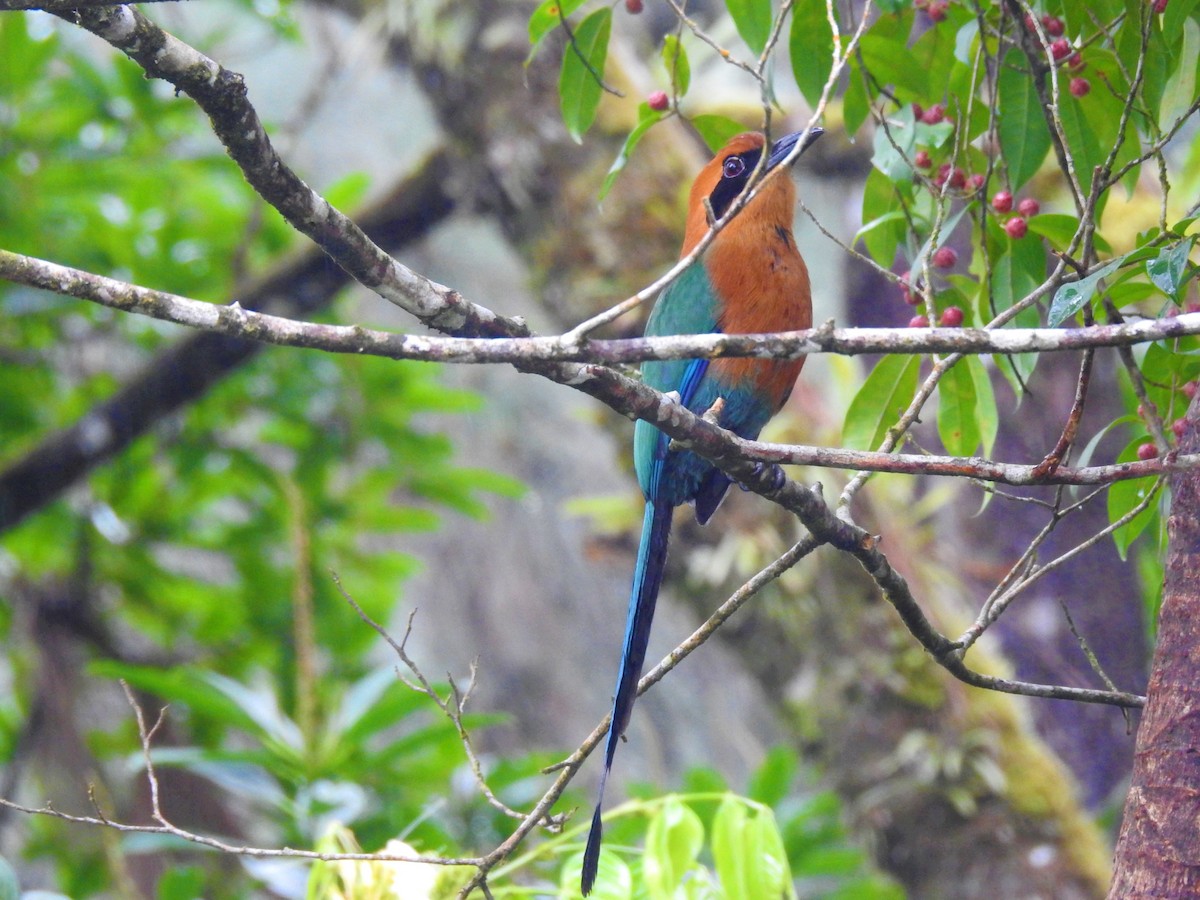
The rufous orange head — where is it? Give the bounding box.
[681,128,823,257]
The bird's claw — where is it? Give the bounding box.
[740,462,786,492]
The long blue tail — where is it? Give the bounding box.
[581,499,673,895]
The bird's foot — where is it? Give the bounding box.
[740,462,786,492]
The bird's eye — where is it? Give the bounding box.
[722,156,746,179]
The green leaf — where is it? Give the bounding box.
[600,103,665,201]
[558,8,612,143]
[843,354,921,451]
[858,33,928,97]
[528,0,587,50]
[712,797,749,900]
[745,808,791,899]
[643,797,704,899]
[1048,257,1123,326]
[859,167,907,265]
[968,354,998,456]
[789,0,835,109]
[938,360,982,456]
[843,62,870,136]
[871,104,917,182]
[661,34,690,95]
[1159,18,1200,132]
[1026,214,1112,254]
[561,848,632,899]
[1146,237,1196,297]
[997,49,1052,190]
[988,240,1044,391]
[747,746,797,807]
[690,114,747,152]
[727,0,773,55]
[953,19,979,65]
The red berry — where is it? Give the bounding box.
[1070,77,1090,97]
[932,246,958,268]
[940,306,965,326]
[1050,39,1072,60]
[1004,216,1028,239]
[1172,418,1187,439]
[927,0,948,22]
[967,173,986,191]
[912,102,925,120]
[909,315,930,328]
[1017,197,1040,217]
[922,103,946,125]
[1024,13,1038,31]
[647,90,669,112]
[947,167,966,189]
[914,150,932,169]
[1153,0,1169,13]
[1041,15,1065,36]
[992,190,1014,212]
[1137,442,1159,460]
[1183,381,1199,400]
[625,0,644,12]
[1067,51,1084,71]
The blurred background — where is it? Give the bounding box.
[0,0,1157,896]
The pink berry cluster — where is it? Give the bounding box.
[911,105,991,196]
[897,266,966,328]
[991,191,1039,239]
[1023,13,1091,96]
[915,0,951,22]
[1135,378,1193,458]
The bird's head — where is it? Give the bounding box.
[682,127,823,256]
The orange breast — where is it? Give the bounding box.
[703,177,812,411]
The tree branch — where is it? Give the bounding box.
[5,248,1199,364]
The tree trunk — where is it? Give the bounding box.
[1109,395,1200,896]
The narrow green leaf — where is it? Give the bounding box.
[644,797,703,899]
[690,113,746,152]
[938,360,981,456]
[727,0,773,55]
[860,168,906,265]
[997,49,1052,190]
[1146,237,1196,297]
[1048,257,1123,326]
[1159,18,1200,133]
[789,0,835,110]
[600,104,665,201]
[558,8,612,143]
[661,35,690,96]
[843,354,921,451]
[843,60,870,136]
[967,355,998,457]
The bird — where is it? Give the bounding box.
[580,125,823,895]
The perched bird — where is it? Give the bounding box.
[581,127,823,895]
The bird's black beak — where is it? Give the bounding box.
[767,127,824,169]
